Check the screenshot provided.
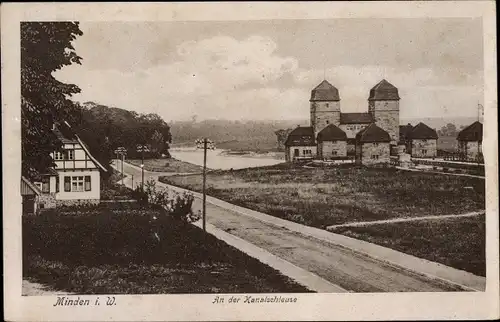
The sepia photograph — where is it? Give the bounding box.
[3,2,498,321]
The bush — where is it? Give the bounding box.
[142,179,200,223]
[132,187,148,205]
[101,184,135,200]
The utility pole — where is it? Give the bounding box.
[202,139,207,231]
[141,144,145,190]
[196,137,215,232]
[121,153,125,186]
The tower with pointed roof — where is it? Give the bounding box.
[368,79,400,146]
[310,80,341,139]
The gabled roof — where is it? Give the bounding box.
[54,121,108,172]
[368,79,400,101]
[285,126,316,146]
[410,122,438,140]
[340,112,373,124]
[21,176,42,195]
[317,124,347,142]
[356,123,391,143]
[399,124,414,142]
[457,121,483,142]
[310,80,340,102]
[53,122,79,144]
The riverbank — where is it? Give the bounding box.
[170,148,284,170]
[128,158,204,173]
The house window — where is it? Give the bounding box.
[326,120,329,125]
[85,176,91,191]
[54,151,64,160]
[422,149,427,155]
[71,176,84,192]
[65,149,75,160]
[333,151,338,156]
[294,149,299,157]
[56,176,59,193]
[41,177,50,193]
[371,155,379,160]
[373,143,379,146]
[64,176,71,192]
[326,103,329,108]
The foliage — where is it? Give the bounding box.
[437,123,458,137]
[78,102,172,160]
[101,184,135,201]
[142,179,200,223]
[23,206,309,293]
[21,22,83,177]
[150,130,165,155]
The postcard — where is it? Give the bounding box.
[2,1,498,321]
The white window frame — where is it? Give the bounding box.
[54,151,64,160]
[71,176,84,192]
[67,150,75,160]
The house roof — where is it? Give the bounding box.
[21,176,42,195]
[368,79,400,101]
[54,121,108,172]
[340,112,374,124]
[317,124,347,142]
[285,126,316,146]
[53,122,79,144]
[410,122,438,139]
[356,123,391,143]
[399,124,414,142]
[457,121,483,142]
[310,80,340,102]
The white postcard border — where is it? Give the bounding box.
[2,2,498,321]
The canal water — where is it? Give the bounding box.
[170,148,284,170]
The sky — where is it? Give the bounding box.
[55,18,484,122]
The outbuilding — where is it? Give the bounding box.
[355,123,391,165]
[316,124,348,159]
[21,176,42,215]
[457,121,483,161]
[284,126,316,162]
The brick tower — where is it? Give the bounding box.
[368,79,400,146]
[310,80,341,140]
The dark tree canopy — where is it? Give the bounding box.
[77,102,172,161]
[21,22,83,178]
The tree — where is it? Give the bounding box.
[438,123,458,137]
[150,130,165,156]
[21,22,83,178]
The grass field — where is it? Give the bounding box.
[331,215,485,276]
[160,164,485,228]
[128,158,204,173]
[23,203,309,294]
[159,164,485,275]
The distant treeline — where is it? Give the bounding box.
[169,119,475,153]
[72,102,172,172]
[170,119,308,152]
